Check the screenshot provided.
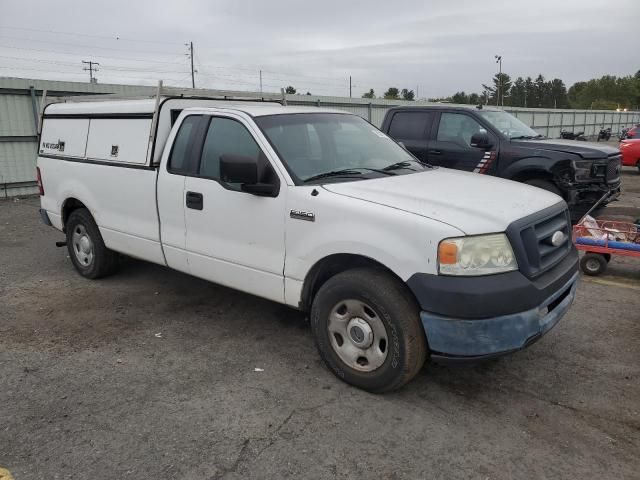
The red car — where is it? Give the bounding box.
[620,139,640,172]
[622,125,639,140]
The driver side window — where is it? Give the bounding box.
[437,113,485,148]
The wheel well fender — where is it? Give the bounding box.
[501,157,558,181]
[61,198,89,232]
[509,169,555,183]
[299,253,408,311]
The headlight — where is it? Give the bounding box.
[572,159,593,181]
[438,233,517,276]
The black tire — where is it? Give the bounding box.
[580,253,607,276]
[523,178,562,197]
[65,208,119,279]
[310,268,427,393]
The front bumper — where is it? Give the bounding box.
[420,272,578,360]
[408,244,579,361]
[566,183,620,206]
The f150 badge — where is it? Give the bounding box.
[41,140,65,152]
[290,209,315,222]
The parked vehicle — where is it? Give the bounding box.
[380,105,622,222]
[620,125,639,141]
[620,139,640,172]
[37,92,579,392]
[597,127,612,142]
[574,218,640,276]
[619,126,631,140]
[560,130,587,141]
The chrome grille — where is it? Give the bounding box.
[507,205,571,279]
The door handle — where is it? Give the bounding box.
[428,149,442,155]
[186,191,203,210]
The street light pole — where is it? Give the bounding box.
[494,55,502,107]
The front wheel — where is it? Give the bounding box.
[310,268,427,393]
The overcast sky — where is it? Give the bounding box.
[1,0,637,98]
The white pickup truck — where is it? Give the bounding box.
[37,92,579,392]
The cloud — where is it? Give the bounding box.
[0,0,636,98]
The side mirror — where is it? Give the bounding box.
[219,154,278,197]
[470,132,492,149]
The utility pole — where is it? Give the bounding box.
[349,76,352,98]
[259,70,262,93]
[189,42,195,88]
[82,60,99,83]
[494,55,502,107]
[416,85,419,100]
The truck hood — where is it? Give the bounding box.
[322,168,563,235]
[510,138,619,159]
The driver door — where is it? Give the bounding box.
[183,113,287,303]
[428,112,497,174]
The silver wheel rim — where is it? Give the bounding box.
[72,224,94,267]
[328,299,389,372]
[585,258,600,272]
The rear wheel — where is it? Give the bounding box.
[310,268,427,393]
[636,160,640,173]
[66,208,119,279]
[580,253,607,276]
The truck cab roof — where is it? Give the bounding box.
[386,104,502,113]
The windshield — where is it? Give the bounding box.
[477,110,542,139]
[254,113,428,184]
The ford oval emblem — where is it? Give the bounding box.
[550,231,566,247]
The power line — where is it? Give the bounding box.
[0,44,187,65]
[0,25,181,45]
[82,60,99,83]
[0,55,189,74]
[0,34,183,56]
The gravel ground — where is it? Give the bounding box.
[0,170,639,480]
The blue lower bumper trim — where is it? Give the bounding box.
[420,272,578,357]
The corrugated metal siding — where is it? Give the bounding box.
[1,76,640,197]
[0,141,38,183]
[0,94,37,136]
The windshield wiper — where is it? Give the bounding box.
[304,166,397,184]
[383,160,432,171]
[383,160,420,171]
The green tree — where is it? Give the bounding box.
[483,73,512,105]
[451,91,469,104]
[510,77,526,107]
[305,91,312,95]
[362,88,375,99]
[468,93,480,105]
[401,88,415,101]
[383,87,400,99]
[549,78,568,108]
[524,77,535,107]
[285,86,296,94]
[532,74,548,107]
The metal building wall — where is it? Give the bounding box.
[1,76,639,197]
